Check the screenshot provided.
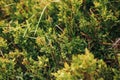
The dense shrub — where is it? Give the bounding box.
[52,49,107,80]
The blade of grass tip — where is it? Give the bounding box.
[25,36,36,39]
[4,3,16,7]
[28,14,36,21]
[23,20,31,38]
[34,3,50,35]
[52,0,60,2]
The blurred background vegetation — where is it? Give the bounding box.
[0,0,120,80]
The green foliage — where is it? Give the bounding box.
[0,50,49,80]
[0,0,120,79]
[0,37,7,48]
[53,49,107,80]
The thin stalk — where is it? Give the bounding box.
[34,0,60,35]
[34,3,50,35]
[0,50,4,58]
[23,20,31,37]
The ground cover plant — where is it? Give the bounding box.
[0,0,120,80]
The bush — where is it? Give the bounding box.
[52,49,112,80]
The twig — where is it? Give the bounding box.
[55,25,64,33]
[112,38,120,70]
[112,38,120,49]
